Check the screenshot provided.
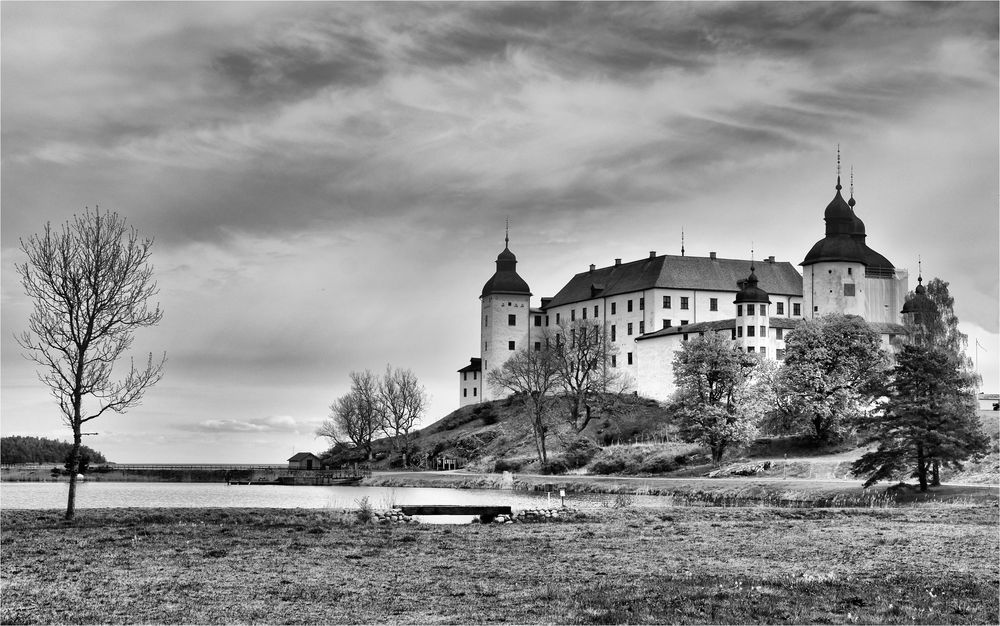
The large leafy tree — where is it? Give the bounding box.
[852,345,988,491]
[775,315,888,442]
[487,343,560,465]
[16,208,165,520]
[551,320,631,433]
[672,332,772,465]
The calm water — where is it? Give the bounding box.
[0,481,668,511]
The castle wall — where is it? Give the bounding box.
[863,269,908,324]
[802,262,867,319]
[480,294,532,401]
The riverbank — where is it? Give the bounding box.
[364,470,1000,506]
[2,506,997,624]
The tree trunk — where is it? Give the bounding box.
[65,422,82,521]
[916,444,928,492]
[931,460,941,486]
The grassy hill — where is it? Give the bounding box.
[333,397,1000,484]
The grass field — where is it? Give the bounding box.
[2,505,997,624]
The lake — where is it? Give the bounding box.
[0,481,667,512]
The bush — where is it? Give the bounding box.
[541,459,568,475]
[588,447,645,475]
[354,496,373,524]
[563,437,600,469]
[494,458,523,473]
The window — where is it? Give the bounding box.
[731,329,737,340]
[793,303,801,316]
[611,355,617,367]
[639,321,645,334]
[534,315,541,327]
[463,388,467,397]
[747,326,755,337]
[473,371,477,380]
[473,388,477,397]
[508,341,515,350]
[611,325,616,341]
[663,319,671,329]
[776,349,785,360]
[639,297,645,311]
[681,320,689,326]
[485,342,488,350]
[776,302,784,315]
[485,315,489,326]
[627,352,633,365]
[737,305,743,317]
[844,284,856,297]
[663,296,672,308]
[463,372,467,381]
[760,347,767,356]
[710,298,718,311]
[627,323,633,336]
[611,302,617,315]
[627,300,633,312]
[747,304,755,316]
[545,315,549,326]
[534,342,541,352]
[683,333,689,341]
[556,313,561,324]
[848,267,853,275]
[593,305,599,317]
[508,314,516,326]
[760,325,766,337]
[776,328,783,340]
[737,326,743,338]
[582,307,587,320]
[747,346,755,353]
[571,309,576,321]
[680,297,689,310]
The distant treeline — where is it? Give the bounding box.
[1,436,108,465]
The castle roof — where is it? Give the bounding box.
[734,265,771,305]
[481,243,531,298]
[457,357,482,373]
[801,176,895,273]
[545,254,801,309]
[901,275,937,315]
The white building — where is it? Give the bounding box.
[459,172,909,405]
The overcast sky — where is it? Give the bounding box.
[2,2,997,463]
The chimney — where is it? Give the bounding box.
[589,264,596,272]
[767,255,775,263]
[649,251,656,258]
[615,258,622,266]
[710,251,717,260]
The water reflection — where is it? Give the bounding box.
[1,481,669,511]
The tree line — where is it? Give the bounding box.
[316,366,428,466]
[1,436,107,465]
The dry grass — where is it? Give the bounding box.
[2,505,997,624]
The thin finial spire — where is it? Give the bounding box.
[505,217,509,248]
[836,144,842,190]
[918,255,922,284]
[681,227,685,256]
[750,242,755,272]
[850,166,854,197]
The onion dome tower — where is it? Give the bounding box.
[734,261,771,355]
[900,265,938,346]
[479,223,532,401]
[800,152,900,321]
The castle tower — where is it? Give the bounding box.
[479,231,532,402]
[734,263,771,356]
[801,162,906,323]
[900,270,938,347]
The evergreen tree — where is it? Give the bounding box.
[852,345,988,491]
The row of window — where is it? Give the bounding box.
[462,387,479,398]
[499,300,804,330]
[733,326,785,339]
[461,371,480,381]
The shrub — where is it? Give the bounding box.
[494,458,523,473]
[563,437,600,469]
[354,496,373,524]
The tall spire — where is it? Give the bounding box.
[750,242,755,273]
[505,217,509,249]
[836,144,842,190]
[848,165,856,207]
[681,227,685,256]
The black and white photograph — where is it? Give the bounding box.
[2,2,997,624]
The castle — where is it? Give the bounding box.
[458,170,912,406]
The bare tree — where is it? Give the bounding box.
[378,365,426,466]
[16,208,165,520]
[551,320,631,433]
[487,343,560,465]
[317,370,381,460]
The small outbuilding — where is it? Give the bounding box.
[288,452,322,470]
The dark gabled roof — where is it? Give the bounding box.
[457,357,482,373]
[482,244,531,297]
[636,319,736,341]
[546,255,802,309]
[288,452,321,462]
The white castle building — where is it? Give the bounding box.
[458,172,910,406]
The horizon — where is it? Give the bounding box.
[2,2,997,463]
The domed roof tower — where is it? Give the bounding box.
[481,232,531,297]
[734,263,771,305]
